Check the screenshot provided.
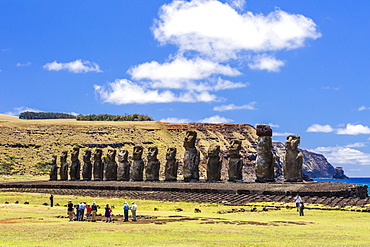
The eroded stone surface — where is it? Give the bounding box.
[207,144,222,182]
[183,131,200,182]
[284,135,303,182]
[117,149,130,181]
[70,147,80,181]
[145,146,160,181]
[104,148,117,181]
[164,147,178,181]
[82,149,92,181]
[93,148,103,181]
[228,140,243,181]
[131,146,144,181]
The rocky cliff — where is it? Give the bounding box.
[0,114,337,179]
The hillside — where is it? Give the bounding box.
[0,114,336,179]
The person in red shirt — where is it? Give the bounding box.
[86,204,92,221]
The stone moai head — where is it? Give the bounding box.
[107,148,116,161]
[257,136,272,154]
[61,151,68,162]
[183,130,197,149]
[147,146,158,161]
[71,146,80,160]
[229,140,242,157]
[94,148,102,159]
[83,149,91,162]
[51,155,57,165]
[118,149,129,162]
[166,147,177,160]
[133,146,144,160]
[208,144,220,157]
[285,135,300,151]
[256,124,272,137]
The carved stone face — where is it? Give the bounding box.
[118,149,128,162]
[166,147,177,160]
[257,136,272,154]
[229,140,241,156]
[133,146,143,160]
[51,155,57,164]
[94,149,102,159]
[147,146,158,160]
[208,144,220,157]
[183,130,197,149]
[107,149,116,161]
[286,135,300,151]
[61,151,68,162]
[83,149,91,162]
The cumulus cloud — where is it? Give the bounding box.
[94,79,218,104]
[358,106,370,111]
[43,59,102,73]
[309,146,370,166]
[213,102,256,111]
[199,115,233,123]
[336,124,370,135]
[273,132,294,137]
[160,117,190,123]
[248,54,284,72]
[306,124,335,133]
[5,106,41,116]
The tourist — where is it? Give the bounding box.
[86,204,92,221]
[131,202,137,221]
[299,202,305,216]
[105,204,112,223]
[79,202,86,221]
[50,194,54,207]
[91,201,98,222]
[294,194,301,212]
[123,202,129,222]
[75,203,80,221]
[67,200,74,221]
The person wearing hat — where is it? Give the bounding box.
[123,202,129,222]
[67,200,74,221]
[91,201,98,222]
[131,202,137,221]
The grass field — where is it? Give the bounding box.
[0,192,369,246]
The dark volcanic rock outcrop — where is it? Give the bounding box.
[333,167,349,179]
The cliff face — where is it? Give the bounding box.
[0,115,336,179]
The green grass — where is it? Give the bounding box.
[0,192,370,246]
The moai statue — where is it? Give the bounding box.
[145,146,160,181]
[284,135,303,182]
[93,148,103,181]
[59,151,69,181]
[70,146,81,181]
[49,155,58,181]
[104,148,117,181]
[117,149,130,181]
[255,124,275,182]
[131,145,144,181]
[164,147,178,181]
[206,144,222,182]
[82,149,92,181]
[183,130,200,182]
[228,140,243,182]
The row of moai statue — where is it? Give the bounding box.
[50,126,303,182]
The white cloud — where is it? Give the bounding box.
[345,142,367,148]
[268,123,280,128]
[199,115,233,123]
[43,59,102,73]
[160,117,190,123]
[306,124,335,133]
[228,0,246,11]
[248,54,284,72]
[213,102,256,111]
[5,106,41,116]
[358,106,370,111]
[153,0,321,60]
[94,79,218,104]
[336,124,370,135]
[16,62,31,67]
[309,146,370,166]
[273,132,294,137]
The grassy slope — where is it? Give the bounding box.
[0,192,369,246]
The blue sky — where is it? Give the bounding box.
[1,0,370,177]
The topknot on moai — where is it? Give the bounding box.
[145,146,160,181]
[183,130,200,182]
[284,135,303,182]
[256,124,272,137]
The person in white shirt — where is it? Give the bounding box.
[294,195,301,212]
[131,202,137,221]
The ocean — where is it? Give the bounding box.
[314,177,370,195]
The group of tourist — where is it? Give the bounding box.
[67,200,138,222]
[295,194,305,216]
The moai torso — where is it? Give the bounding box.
[145,146,160,181]
[164,147,178,181]
[59,151,69,180]
[82,149,92,181]
[93,149,103,181]
[49,155,58,181]
[284,135,303,182]
[70,147,80,181]
[117,149,130,181]
[228,140,243,181]
[104,149,117,181]
[207,144,222,182]
[255,125,275,182]
[183,131,200,181]
[131,146,144,181]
